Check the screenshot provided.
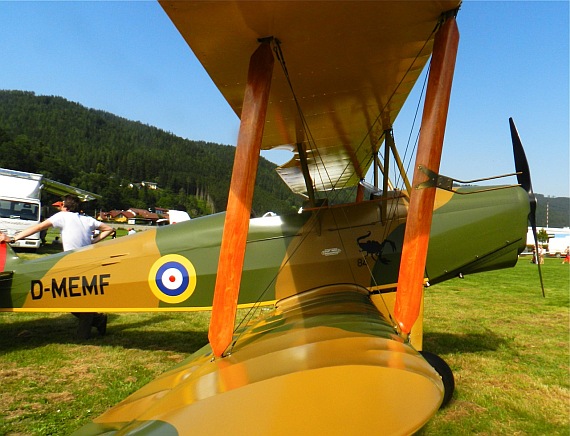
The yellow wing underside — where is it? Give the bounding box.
[159,0,461,194]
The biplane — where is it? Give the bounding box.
[0,1,541,434]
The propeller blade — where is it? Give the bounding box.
[510,118,545,297]
[510,117,532,193]
[530,219,546,298]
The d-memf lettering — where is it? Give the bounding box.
[30,274,111,300]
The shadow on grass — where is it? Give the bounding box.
[13,242,63,256]
[423,329,510,354]
[0,313,209,355]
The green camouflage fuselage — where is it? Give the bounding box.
[0,186,529,312]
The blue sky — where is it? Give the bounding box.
[1,1,568,198]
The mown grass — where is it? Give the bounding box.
[0,311,211,435]
[0,257,568,435]
[420,257,569,435]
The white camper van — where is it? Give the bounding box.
[0,168,99,250]
[0,169,43,249]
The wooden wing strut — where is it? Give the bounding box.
[209,42,274,357]
[394,17,459,335]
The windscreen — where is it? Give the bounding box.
[0,200,40,221]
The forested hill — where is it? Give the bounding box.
[535,195,569,229]
[0,91,568,227]
[0,90,302,216]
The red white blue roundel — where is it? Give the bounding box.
[148,254,197,304]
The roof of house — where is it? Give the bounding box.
[128,208,159,220]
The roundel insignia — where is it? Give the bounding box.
[148,254,197,304]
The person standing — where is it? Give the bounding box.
[563,246,570,264]
[0,195,114,339]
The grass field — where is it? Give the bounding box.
[1,255,568,435]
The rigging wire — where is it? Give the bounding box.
[272,40,334,198]
[272,40,368,291]
[333,26,438,197]
[401,64,431,181]
[364,60,432,327]
[229,25,443,349]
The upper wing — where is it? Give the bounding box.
[42,178,100,201]
[160,1,461,194]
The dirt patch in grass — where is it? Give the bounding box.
[441,400,488,421]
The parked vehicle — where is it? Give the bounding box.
[0,167,98,250]
[0,169,43,249]
[548,235,570,258]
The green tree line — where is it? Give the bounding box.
[0,90,567,227]
[0,90,302,217]
[534,194,569,229]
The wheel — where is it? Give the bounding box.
[420,350,455,408]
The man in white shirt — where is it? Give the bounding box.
[0,195,114,338]
[48,202,113,250]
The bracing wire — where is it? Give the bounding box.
[272,40,334,198]
[333,27,438,198]
[229,24,443,347]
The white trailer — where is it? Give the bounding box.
[526,227,570,258]
[0,169,43,249]
[548,235,570,258]
[0,168,99,250]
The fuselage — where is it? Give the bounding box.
[0,185,529,313]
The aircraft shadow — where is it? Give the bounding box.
[2,314,507,356]
[14,242,63,256]
[0,313,208,355]
[422,329,509,354]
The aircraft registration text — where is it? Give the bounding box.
[30,274,111,300]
